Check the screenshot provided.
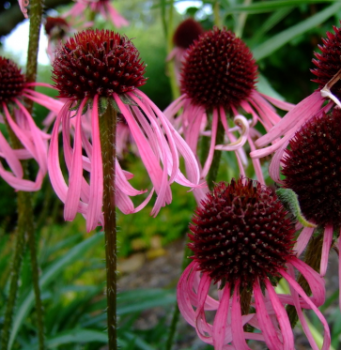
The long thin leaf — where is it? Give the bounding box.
[222,0,338,13]
[252,2,341,60]
[9,232,104,350]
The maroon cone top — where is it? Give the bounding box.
[45,17,70,38]
[181,27,257,110]
[188,178,295,288]
[52,29,147,100]
[312,23,341,100]
[0,57,25,104]
[282,109,341,227]
[173,18,204,49]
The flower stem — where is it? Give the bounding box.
[25,0,46,348]
[0,210,26,350]
[213,1,222,28]
[99,100,117,350]
[286,233,323,327]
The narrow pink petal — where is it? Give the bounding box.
[201,108,218,178]
[213,285,231,350]
[248,136,264,184]
[23,89,63,114]
[0,127,23,178]
[231,282,252,350]
[18,0,29,18]
[254,278,281,350]
[320,224,333,276]
[86,96,103,232]
[114,94,171,214]
[259,93,295,111]
[281,265,331,350]
[249,91,281,126]
[177,262,198,328]
[289,256,325,307]
[107,3,129,27]
[63,99,87,221]
[0,162,42,191]
[255,92,324,148]
[116,160,145,196]
[3,105,37,163]
[264,278,294,350]
[163,94,186,119]
[195,273,213,342]
[48,103,71,202]
[294,227,314,257]
[129,92,179,183]
[15,99,48,172]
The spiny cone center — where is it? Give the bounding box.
[311,24,341,100]
[189,178,295,288]
[181,28,257,110]
[0,57,25,104]
[282,109,341,227]
[173,18,204,49]
[52,29,146,100]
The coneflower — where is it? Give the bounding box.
[178,178,330,350]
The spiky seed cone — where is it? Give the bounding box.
[173,18,204,49]
[311,24,341,99]
[189,178,295,289]
[283,109,341,227]
[0,57,25,104]
[52,29,147,100]
[181,28,257,110]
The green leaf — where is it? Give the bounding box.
[117,289,176,315]
[276,188,316,228]
[46,329,108,348]
[9,232,104,350]
[222,0,339,14]
[123,332,157,350]
[252,2,341,60]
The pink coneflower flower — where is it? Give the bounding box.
[49,29,200,232]
[167,18,204,84]
[281,108,341,303]
[0,56,61,191]
[64,0,129,28]
[177,178,330,350]
[44,16,93,61]
[251,23,341,180]
[165,28,293,184]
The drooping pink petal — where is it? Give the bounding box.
[264,278,294,350]
[18,0,29,18]
[294,226,314,257]
[281,264,331,350]
[213,284,231,350]
[86,95,103,232]
[231,282,252,350]
[47,101,88,215]
[320,224,333,276]
[254,278,281,350]
[64,99,87,221]
[255,91,324,148]
[23,89,63,114]
[201,108,218,178]
[259,92,294,111]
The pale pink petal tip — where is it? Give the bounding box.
[18,0,29,18]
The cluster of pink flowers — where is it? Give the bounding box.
[10,1,341,348]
